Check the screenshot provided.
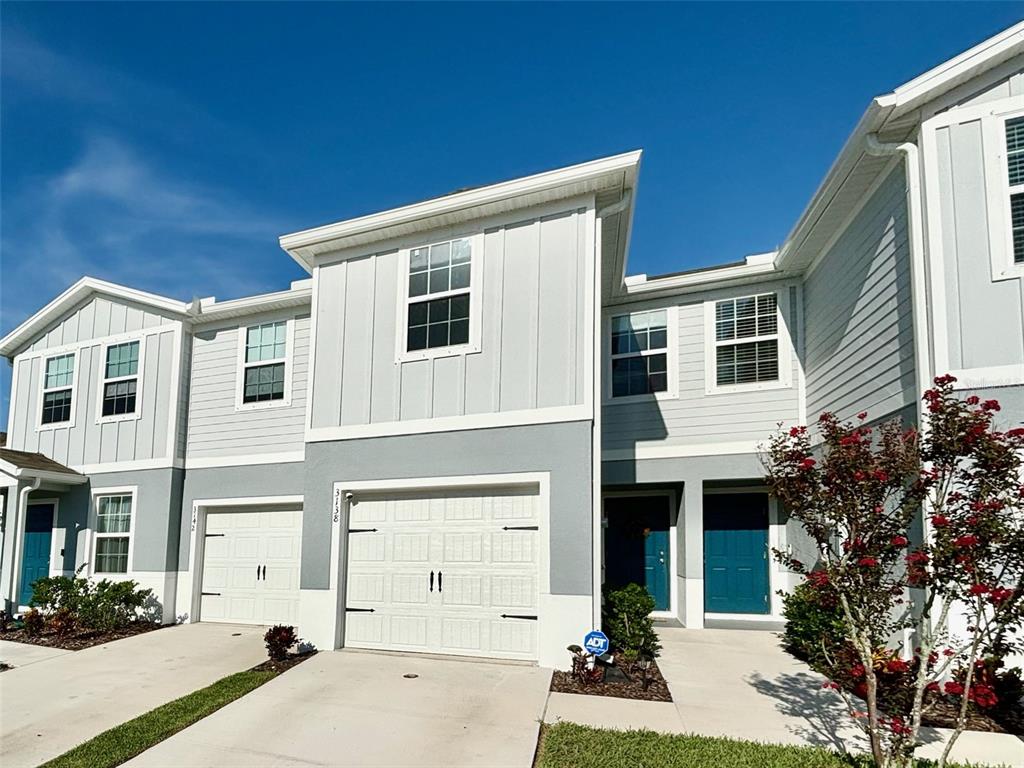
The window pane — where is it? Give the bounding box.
[1006,117,1024,186]
[1012,192,1024,264]
[102,379,137,416]
[97,496,132,533]
[611,354,667,397]
[45,354,75,388]
[407,325,428,351]
[428,297,450,323]
[95,537,129,574]
[429,242,450,268]
[408,272,428,297]
[449,319,469,346]
[408,301,429,326]
[410,247,429,272]
[450,263,471,290]
[428,322,449,348]
[428,268,449,294]
[243,363,285,403]
[450,294,470,320]
[105,342,139,378]
[41,389,72,424]
[716,341,779,386]
[406,293,472,352]
[451,238,471,264]
[246,322,286,363]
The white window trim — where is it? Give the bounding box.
[394,233,484,363]
[982,106,1024,281]
[89,486,138,578]
[704,289,793,396]
[37,349,79,431]
[95,338,145,424]
[235,318,295,411]
[603,305,679,404]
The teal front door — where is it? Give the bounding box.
[604,496,671,611]
[20,504,54,606]
[703,494,770,614]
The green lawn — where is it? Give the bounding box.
[535,723,982,768]
[40,668,279,768]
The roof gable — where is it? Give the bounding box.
[0,277,189,359]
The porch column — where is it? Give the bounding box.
[681,480,704,628]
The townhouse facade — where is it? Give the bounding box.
[1,24,1022,668]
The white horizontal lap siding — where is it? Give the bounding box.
[185,315,309,460]
[804,165,917,425]
[9,326,178,467]
[933,118,1024,372]
[309,205,590,432]
[601,284,801,453]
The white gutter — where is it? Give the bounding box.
[864,134,932,429]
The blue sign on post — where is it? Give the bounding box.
[583,630,609,656]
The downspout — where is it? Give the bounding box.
[6,475,42,609]
[865,134,934,658]
[863,134,932,426]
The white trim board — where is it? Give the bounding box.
[305,405,591,442]
[602,441,763,462]
[184,452,306,470]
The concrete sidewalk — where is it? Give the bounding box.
[0,639,71,668]
[127,650,552,767]
[544,628,1024,768]
[0,623,267,768]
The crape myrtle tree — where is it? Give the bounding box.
[764,375,1024,768]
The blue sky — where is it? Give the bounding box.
[1,2,1021,427]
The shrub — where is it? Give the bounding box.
[78,579,153,632]
[30,575,152,632]
[31,575,89,614]
[23,608,44,636]
[603,583,661,658]
[48,606,78,637]
[780,578,848,668]
[265,625,297,661]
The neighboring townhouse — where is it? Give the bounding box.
[0,23,1021,669]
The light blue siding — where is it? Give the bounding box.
[803,165,917,424]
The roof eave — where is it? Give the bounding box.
[279,150,643,268]
[0,278,190,360]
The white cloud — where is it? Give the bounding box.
[0,135,297,331]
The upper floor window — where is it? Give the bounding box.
[41,353,75,425]
[405,238,472,353]
[242,321,288,404]
[610,310,669,398]
[101,341,140,417]
[93,492,133,574]
[1005,116,1024,264]
[713,293,779,387]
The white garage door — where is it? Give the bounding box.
[344,487,539,661]
[200,507,302,625]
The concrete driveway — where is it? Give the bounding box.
[0,623,267,768]
[126,650,552,768]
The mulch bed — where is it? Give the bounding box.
[0,620,162,651]
[919,692,1023,735]
[550,658,673,702]
[252,650,317,674]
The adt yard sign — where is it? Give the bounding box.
[583,630,609,656]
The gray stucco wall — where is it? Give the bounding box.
[302,420,593,594]
[177,461,306,568]
[31,467,184,575]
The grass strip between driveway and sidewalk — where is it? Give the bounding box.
[535,723,983,768]
[39,667,279,768]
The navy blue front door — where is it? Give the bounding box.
[703,494,770,614]
[20,503,54,606]
[605,496,671,611]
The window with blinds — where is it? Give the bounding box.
[1006,116,1024,264]
[714,293,780,386]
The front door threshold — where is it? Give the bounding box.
[704,613,784,631]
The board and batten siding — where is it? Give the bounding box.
[185,313,310,459]
[25,295,181,353]
[8,324,181,466]
[929,90,1024,373]
[601,280,801,453]
[309,206,591,430]
[803,165,917,425]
